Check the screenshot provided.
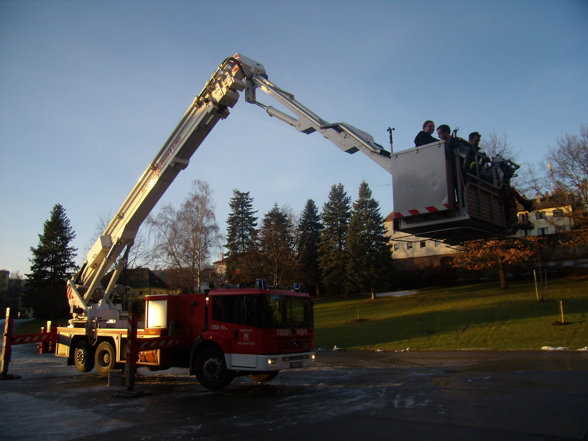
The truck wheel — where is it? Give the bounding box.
[247,371,279,383]
[195,348,234,390]
[74,340,95,373]
[95,341,116,376]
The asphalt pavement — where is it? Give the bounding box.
[1,344,587,441]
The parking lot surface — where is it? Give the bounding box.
[1,344,587,441]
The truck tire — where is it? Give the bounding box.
[74,340,95,373]
[95,341,116,376]
[247,371,279,383]
[195,348,234,390]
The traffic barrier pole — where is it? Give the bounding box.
[125,301,139,391]
[113,302,151,398]
[1,308,14,377]
[38,326,46,354]
[39,321,57,354]
[1,308,21,380]
[47,321,54,353]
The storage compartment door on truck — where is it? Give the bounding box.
[210,294,258,369]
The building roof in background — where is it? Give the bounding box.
[102,268,169,289]
[536,194,575,210]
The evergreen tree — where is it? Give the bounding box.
[347,181,394,299]
[318,184,351,295]
[258,204,297,287]
[225,190,258,285]
[24,204,78,319]
[297,199,323,295]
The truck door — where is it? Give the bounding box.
[230,295,258,369]
[210,294,258,369]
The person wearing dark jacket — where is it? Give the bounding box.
[414,120,438,146]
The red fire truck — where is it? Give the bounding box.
[57,287,314,389]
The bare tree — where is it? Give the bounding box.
[480,130,519,162]
[514,161,549,199]
[544,124,588,253]
[85,210,155,270]
[547,124,588,207]
[147,180,223,293]
[479,130,537,199]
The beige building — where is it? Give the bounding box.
[383,212,459,271]
[212,253,226,283]
[516,194,575,238]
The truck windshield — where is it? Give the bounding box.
[211,294,313,329]
[259,294,314,329]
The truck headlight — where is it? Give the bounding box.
[268,358,278,365]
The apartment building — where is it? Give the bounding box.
[516,193,575,238]
[383,212,459,271]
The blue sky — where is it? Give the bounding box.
[1,0,587,276]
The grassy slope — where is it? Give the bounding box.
[11,277,586,351]
[314,276,588,350]
[13,318,69,335]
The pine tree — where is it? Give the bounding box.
[225,190,258,285]
[258,204,297,287]
[297,199,323,295]
[347,181,394,299]
[24,204,78,319]
[318,184,351,295]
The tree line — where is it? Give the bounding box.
[19,179,393,318]
[223,181,394,298]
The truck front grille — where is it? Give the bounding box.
[276,335,313,352]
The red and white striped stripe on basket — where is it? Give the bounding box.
[394,204,451,219]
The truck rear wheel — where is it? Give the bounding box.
[195,348,234,390]
[95,341,116,376]
[74,340,95,373]
[247,371,279,383]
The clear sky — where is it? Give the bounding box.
[1,0,587,276]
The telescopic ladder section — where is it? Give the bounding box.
[68,57,247,313]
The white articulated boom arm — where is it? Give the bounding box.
[68,56,248,313]
[233,54,392,173]
[68,53,392,318]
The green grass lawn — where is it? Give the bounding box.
[10,276,587,351]
[12,318,69,335]
[313,276,588,351]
